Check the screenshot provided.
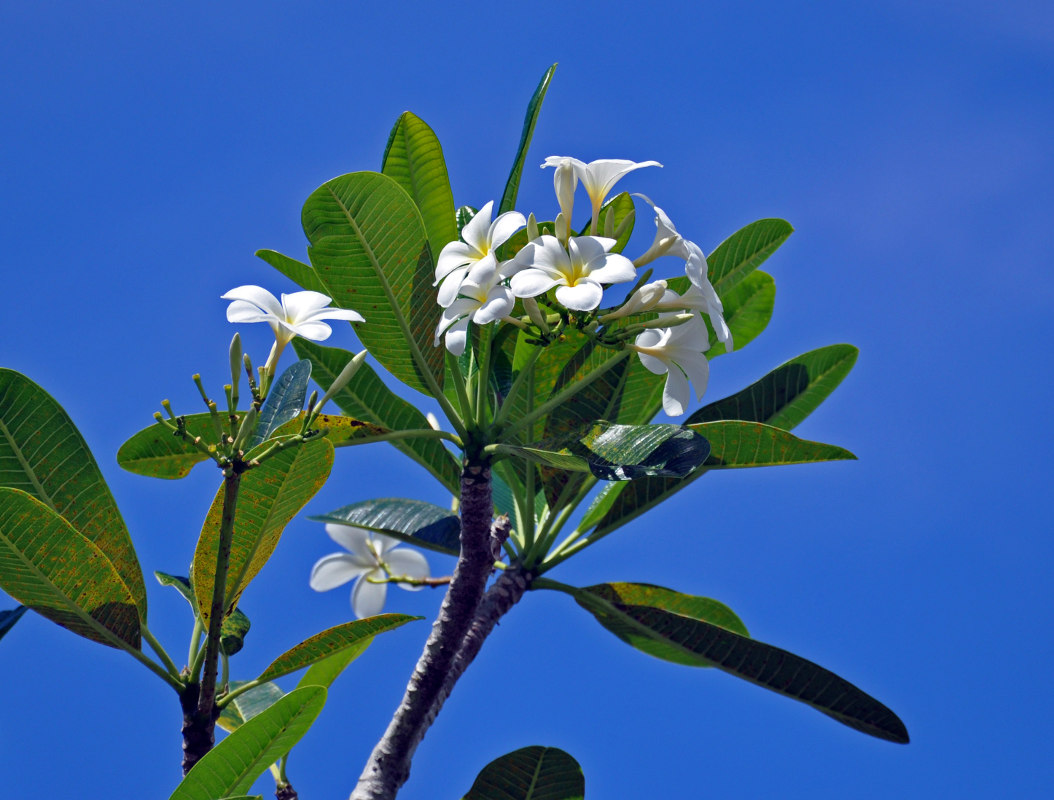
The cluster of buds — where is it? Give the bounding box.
[433,157,733,416]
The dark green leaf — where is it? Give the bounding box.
[709,218,793,293]
[500,64,557,214]
[258,615,419,682]
[688,344,859,430]
[382,111,458,260]
[255,249,327,294]
[463,745,584,800]
[302,171,443,396]
[582,344,857,537]
[118,413,216,479]
[170,686,326,799]
[310,498,460,556]
[221,607,251,656]
[251,360,311,447]
[293,339,460,493]
[569,582,908,743]
[1,369,147,618]
[499,423,710,482]
[297,637,372,689]
[0,605,26,642]
[0,488,140,649]
[582,191,635,252]
[688,421,855,468]
[194,441,334,625]
[456,205,478,235]
[155,571,196,608]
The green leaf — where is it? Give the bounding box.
[271,411,389,444]
[463,745,584,800]
[154,571,251,653]
[302,171,443,396]
[498,423,711,482]
[170,686,326,800]
[0,488,140,649]
[582,344,858,538]
[709,218,793,293]
[258,614,419,682]
[251,360,311,447]
[568,582,908,743]
[382,111,458,260]
[310,497,460,556]
[255,249,327,294]
[193,440,334,624]
[0,605,26,642]
[688,421,856,468]
[0,369,147,618]
[293,339,460,494]
[218,681,286,733]
[583,191,635,252]
[500,64,557,214]
[688,344,859,430]
[456,205,478,235]
[118,413,216,479]
[221,607,252,656]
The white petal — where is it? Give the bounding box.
[683,241,709,288]
[489,211,526,249]
[299,306,365,324]
[436,266,470,308]
[225,299,278,324]
[677,352,710,400]
[577,159,662,207]
[661,367,691,416]
[280,290,334,322]
[473,289,515,324]
[510,269,561,298]
[385,548,430,591]
[635,350,669,376]
[325,523,373,557]
[351,572,388,618]
[371,532,404,555]
[555,281,604,311]
[309,553,370,591]
[461,201,495,252]
[221,285,284,316]
[444,318,471,355]
[435,242,477,282]
[587,254,637,285]
[288,320,333,341]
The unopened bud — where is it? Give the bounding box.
[232,406,258,453]
[228,334,242,396]
[598,280,668,322]
[555,212,569,244]
[316,350,368,411]
[425,412,441,431]
[527,213,540,242]
[522,297,550,334]
[552,160,576,223]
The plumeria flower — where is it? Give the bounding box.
[222,285,364,370]
[434,259,515,355]
[630,195,732,352]
[309,524,429,619]
[543,157,662,231]
[630,315,712,417]
[434,201,525,308]
[509,235,636,312]
[654,281,732,353]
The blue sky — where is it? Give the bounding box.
[2,1,1052,797]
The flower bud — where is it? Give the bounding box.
[426,412,441,431]
[232,406,258,453]
[228,333,242,397]
[552,159,577,223]
[527,213,540,242]
[316,350,368,411]
[555,212,569,244]
[522,297,550,334]
[598,280,668,322]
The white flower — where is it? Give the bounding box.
[309,524,429,618]
[434,201,525,308]
[632,195,732,352]
[630,316,712,417]
[433,259,515,355]
[222,285,364,370]
[543,157,662,229]
[509,235,636,312]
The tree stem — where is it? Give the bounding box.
[350,459,496,800]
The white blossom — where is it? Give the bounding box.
[630,316,712,416]
[434,259,515,355]
[434,201,524,308]
[309,524,429,619]
[509,235,636,312]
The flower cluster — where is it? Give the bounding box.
[433,157,732,416]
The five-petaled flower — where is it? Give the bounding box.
[434,259,515,355]
[434,201,525,308]
[630,316,712,417]
[509,235,636,312]
[222,285,363,369]
[309,524,430,619]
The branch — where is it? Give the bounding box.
[350,461,498,800]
